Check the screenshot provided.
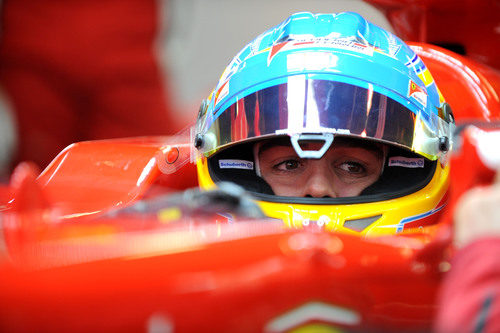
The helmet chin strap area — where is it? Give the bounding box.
[290,133,334,159]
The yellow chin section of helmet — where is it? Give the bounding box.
[197,157,449,237]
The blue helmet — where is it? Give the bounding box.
[194,12,455,235]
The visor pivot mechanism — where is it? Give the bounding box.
[194,133,204,149]
[439,136,450,152]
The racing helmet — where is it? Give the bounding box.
[194,12,455,236]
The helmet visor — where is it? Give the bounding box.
[200,77,444,159]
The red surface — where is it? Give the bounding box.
[0,0,185,171]
[365,0,500,72]
[435,239,500,333]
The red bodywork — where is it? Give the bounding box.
[365,0,500,74]
[1,4,500,333]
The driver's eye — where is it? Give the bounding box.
[338,161,366,174]
[275,159,301,171]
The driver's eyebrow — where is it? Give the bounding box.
[330,139,386,160]
[258,137,293,154]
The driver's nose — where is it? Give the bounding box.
[302,161,337,198]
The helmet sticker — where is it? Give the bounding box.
[405,53,434,87]
[405,51,444,105]
[214,80,230,108]
[385,32,402,58]
[388,156,425,168]
[396,198,446,232]
[408,79,428,107]
[266,36,392,65]
[219,159,254,170]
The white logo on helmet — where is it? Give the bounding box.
[388,156,425,168]
[219,159,254,170]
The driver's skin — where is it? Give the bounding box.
[257,137,386,198]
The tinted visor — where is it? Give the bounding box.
[202,77,440,159]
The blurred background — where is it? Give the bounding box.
[0,0,498,179]
[0,0,390,179]
[163,0,391,111]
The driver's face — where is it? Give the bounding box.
[258,140,385,198]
